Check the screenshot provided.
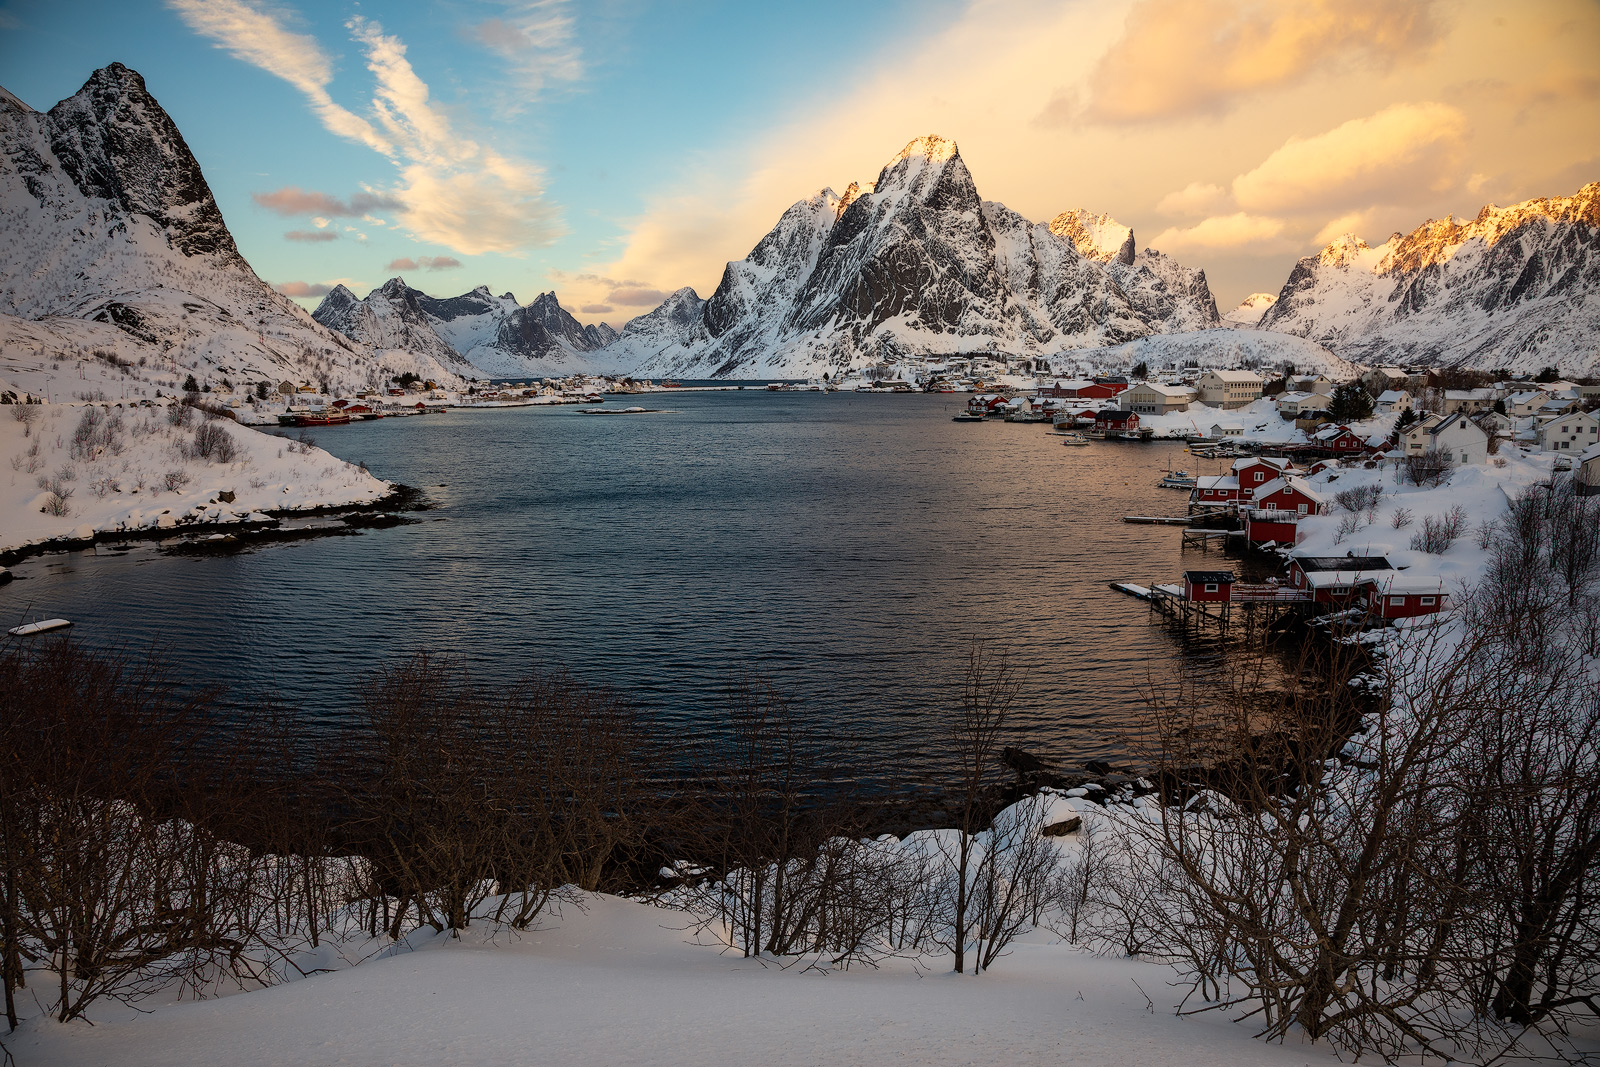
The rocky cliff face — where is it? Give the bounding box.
[1257,183,1600,375]
[616,136,1219,379]
[0,64,463,394]
[314,280,623,378]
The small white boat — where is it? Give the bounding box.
[8,618,73,637]
[1157,470,1197,488]
[1057,432,1090,446]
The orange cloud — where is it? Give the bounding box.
[1149,212,1286,252]
[1232,102,1468,214]
[1083,0,1440,124]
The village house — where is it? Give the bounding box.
[1095,409,1141,434]
[1537,409,1600,453]
[1276,390,1333,419]
[1399,413,1446,454]
[1233,456,1296,497]
[1209,421,1246,439]
[1579,442,1600,496]
[1190,475,1241,504]
[1537,395,1582,418]
[1442,387,1494,414]
[1042,379,1126,400]
[1182,570,1235,603]
[1121,382,1194,414]
[1309,423,1370,455]
[1504,390,1550,417]
[1288,554,1393,604]
[1362,366,1410,392]
[1241,507,1303,546]
[1359,573,1449,620]
[1196,369,1264,409]
[1374,389,1411,414]
[1427,412,1491,466]
[1253,474,1326,516]
[1291,374,1335,395]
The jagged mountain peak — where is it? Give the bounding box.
[872,134,971,201]
[0,84,35,114]
[1049,210,1136,266]
[1259,179,1600,375]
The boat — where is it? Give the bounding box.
[1057,432,1090,446]
[951,411,988,422]
[7,618,72,637]
[1004,411,1049,423]
[295,409,352,427]
[1157,470,1197,489]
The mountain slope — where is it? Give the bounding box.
[314,280,624,378]
[1257,183,1600,375]
[0,63,464,399]
[613,136,1219,379]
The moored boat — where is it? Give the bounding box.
[7,618,72,637]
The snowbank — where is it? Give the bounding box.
[0,400,391,555]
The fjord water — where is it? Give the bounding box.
[4,392,1229,782]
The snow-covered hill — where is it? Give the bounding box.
[610,136,1220,379]
[314,280,624,379]
[0,64,466,401]
[1257,183,1600,375]
[1223,292,1276,325]
[1054,328,1356,380]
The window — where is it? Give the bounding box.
[1204,583,1218,593]
[1391,596,1405,606]
[1254,472,1264,482]
[1264,503,1277,511]
[1298,504,1308,515]
[1420,596,1436,605]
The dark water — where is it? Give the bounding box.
[2,391,1234,782]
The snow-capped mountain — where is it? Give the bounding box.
[0,64,464,399]
[610,136,1219,378]
[1257,183,1600,375]
[1223,293,1277,325]
[314,280,623,379]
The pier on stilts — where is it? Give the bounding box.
[1114,572,1312,637]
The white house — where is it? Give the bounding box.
[1374,389,1411,414]
[1442,388,1495,414]
[1292,374,1335,395]
[1196,369,1264,409]
[1277,390,1333,418]
[1121,382,1194,414]
[1427,412,1490,466]
[1578,442,1600,495]
[1505,390,1550,417]
[1399,413,1445,454]
[1537,410,1600,453]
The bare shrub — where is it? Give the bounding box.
[163,469,191,492]
[1390,506,1414,529]
[191,421,239,463]
[1332,483,1383,515]
[1333,512,1362,545]
[11,405,40,436]
[70,407,123,461]
[166,402,193,428]
[1409,505,1467,554]
[1401,450,1454,487]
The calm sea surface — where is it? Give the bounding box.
[3,390,1241,783]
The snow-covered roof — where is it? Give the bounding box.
[1306,568,1394,590]
[1194,475,1239,490]
[1202,369,1263,383]
[1366,573,1448,595]
[1256,475,1325,503]
[1376,390,1408,403]
[1129,383,1193,398]
[1232,455,1291,472]
[1580,442,1600,463]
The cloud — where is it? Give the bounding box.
[253,187,401,217]
[1083,0,1441,123]
[1155,181,1228,217]
[466,1,584,99]
[273,281,334,297]
[1148,213,1286,251]
[608,287,667,306]
[166,0,391,153]
[579,304,613,314]
[172,2,562,256]
[1312,209,1377,246]
[385,256,462,271]
[285,229,338,242]
[348,16,565,254]
[1232,102,1468,214]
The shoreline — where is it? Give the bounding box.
[0,482,429,567]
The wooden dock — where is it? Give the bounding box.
[1180,528,1231,550]
[1122,515,1190,525]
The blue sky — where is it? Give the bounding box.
[3,1,1597,324]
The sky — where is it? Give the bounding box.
[2,0,1597,326]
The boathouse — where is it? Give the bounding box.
[1232,456,1295,496]
[1183,570,1235,602]
[1190,475,1241,503]
[1288,554,1393,603]
[1242,508,1302,546]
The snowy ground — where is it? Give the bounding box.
[0,399,390,555]
[5,892,1349,1067]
